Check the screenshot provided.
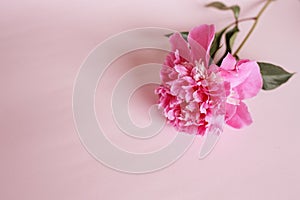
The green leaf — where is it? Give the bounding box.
[231,6,240,20]
[165,31,189,41]
[258,62,294,90]
[216,25,239,66]
[225,25,239,53]
[180,32,189,41]
[206,1,240,20]
[210,28,227,60]
[206,2,228,9]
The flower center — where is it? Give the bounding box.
[193,61,207,81]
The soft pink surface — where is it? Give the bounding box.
[1,0,300,199]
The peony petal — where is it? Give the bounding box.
[174,65,188,76]
[220,54,263,99]
[225,103,237,122]
[234,61,263,99]
[220,53,236,71]
[163,52,176,68]
[169,32,191,61]
[167,109,175,120]
[188,24,215,64]
[188,24,215,53]
[226,101,253,129]
[219,55,248,88]
[160,64,177,84]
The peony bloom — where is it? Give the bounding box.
[155,24,226,135]
[156,24,263,134]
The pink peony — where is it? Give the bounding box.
[156,24,263,134]
[155,25,225,135]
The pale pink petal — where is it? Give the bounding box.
[160,65,177,83]
[182,76,195,84]
[226,101,253,129]
[186,101,198,112]
[167,109,175,120]
[174,65,188,76]
[169,32,191,61]
[200,102,207,114]
[188,24,215,63]
[163,52,176,68]
[169,80,182,96]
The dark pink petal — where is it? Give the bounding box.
[188,24,215,63]
[169,32,191,61]
[225,103,237,122]
[197,125,207,135]
[226,101,253,129]
[193,90,206,102]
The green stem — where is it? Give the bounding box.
[224,17,257,30]
[233,0,273,56]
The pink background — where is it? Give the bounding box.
[1,0,300,199]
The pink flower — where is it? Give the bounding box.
[156,24,263,134]
[155,24,225,135]
[219,53,263,129]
